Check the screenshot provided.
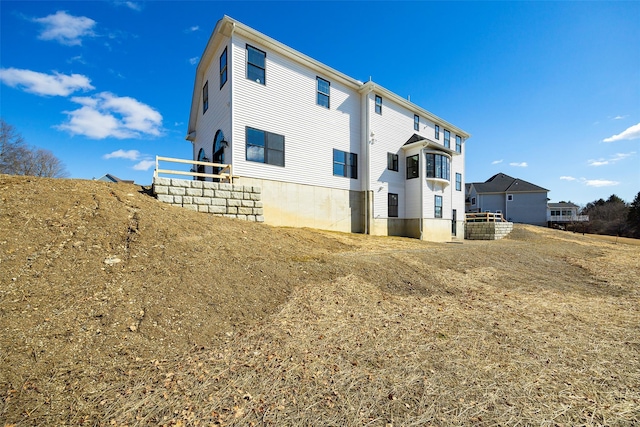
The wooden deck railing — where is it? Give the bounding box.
[465,212,506,223]
[154,156,233,183]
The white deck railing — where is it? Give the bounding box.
[548,214,589,222]
[153,156,234,183]
[465,212,506,223]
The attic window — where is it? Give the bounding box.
[202,81,209,114]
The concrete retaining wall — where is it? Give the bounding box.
[152,177,264,222]
[465,221,513,240]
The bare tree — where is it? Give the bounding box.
[0,118,68,178]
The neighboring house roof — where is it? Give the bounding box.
[471,173,548,194]
[96,174,135,184]
[187,16,471,143]
[548,202,579,208]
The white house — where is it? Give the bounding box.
[186,16,470,242]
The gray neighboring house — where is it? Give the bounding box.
[95,174,135,184]
[466,173,549,225]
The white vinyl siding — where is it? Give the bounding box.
[231,34,361,191]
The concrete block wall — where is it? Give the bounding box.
[152,177,264,222]
[465,222,513,240]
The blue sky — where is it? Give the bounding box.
[1,1,639,205]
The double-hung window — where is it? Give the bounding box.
[444,129,450,149]
[333,149,357,179]
[456,173,462,191]
[219,48,228,88]
[246,127,284,166]
[426,153,450,181]
[375,95,382,114]
[414,114,420,131]
[435,125,440,140]
[202,81,209,114]
[387,153,398,171]
[406,155,419,179]
[455,135,462,153]
[246,45,266,85]
[317,77,330,108]
[388,193,399,218]
[435,195,443,218]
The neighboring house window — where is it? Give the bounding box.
[414,114,420,131]
[202,81,209,114]
[471,197,476,205]
[388,193,399,218]
[435,195,443,218]
[317,77,330,108]
[220,47,228,88]
[246,127,284,166]
[444,129,450,149]
[507,194,513,201]
[435,125,440,140]
[246,45,266,84]
[426,153,450,180]
[455,135,462,153]
[375,95,382,114]
[455,173,462,191]
[387,153,398,171]
[333,149,357,179]
[406,154,419,179]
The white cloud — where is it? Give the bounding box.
[491,159,503,165]
[33,11,96,46]
[613,115,628,120]
[186,25,200,33]
[103,149,140,160]
[124,2,142,11]
[584,179,620,188]
[588,159,609,166]
[588,151,635,166]
[57,92,163,139]
[133,160,155,171]
[603,122,640,143]
[509,162,528,167]
[0,68,94,96]
[560,176,577,181]
[189,57,199,65]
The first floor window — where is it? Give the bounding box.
[444,129,450,148]
[247,44,266,84]
[435,125,440,140]
[455,135,462,153]
[246,127,284,166]
[406,154,419,179]
[333,149,357,179]
[426,153,450,181]
[435,195,443,218]
[375,95,382,114]
[414,114,420,131]
[202,81,209,114]
[317,77,330,108]
[455,173,462,191]
[387,152,398,171]
[388,193,399,218]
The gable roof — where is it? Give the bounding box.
[186,16,471,142]
[96,174,135,184]
[471,173,548,194]
[548,202,579,208]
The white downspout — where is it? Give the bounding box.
[419,146,425,240]
[362,86,373,235]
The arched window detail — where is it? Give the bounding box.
[212,130,226,180]
[196,148,206,181]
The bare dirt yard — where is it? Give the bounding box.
[1,174,638,426]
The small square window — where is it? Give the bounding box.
[435,195,443,218]
[317,77,330,108]
[247,45,266,85]
[388,193,399,218]
[444,129,450,149]
[435,125,440,140]
[414,114,420,131]
[507,194,514,201]
[387,153,398,171]
[375,95,382,114]
[202,81,209,114]
[220,47,228,89]
[406,154,419,179]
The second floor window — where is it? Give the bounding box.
[220,47,228,88]
[375,95,382,114]
[246,127,284,166]
[317,77,330,108]
[435,125,440,140]
[202,81,209,114]
[406,154,419,179]
[456,135,462,153]
[426,153,450,181]
[247,45,266,85]
[387,153,398,171]
[444,129,450,149]
[414,114,420,131]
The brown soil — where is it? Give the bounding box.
[1,174,638,426]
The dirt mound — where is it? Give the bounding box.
[1,174,638,426]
